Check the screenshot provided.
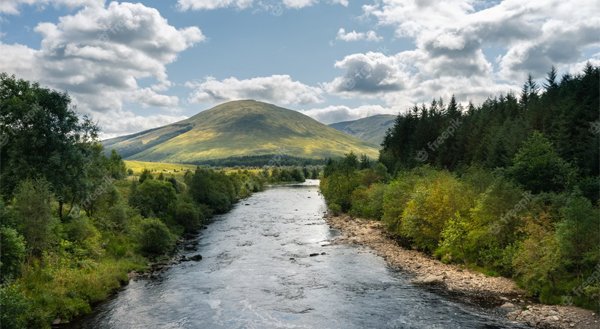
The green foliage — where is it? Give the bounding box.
[0,74,99,218]
[512,213,563,303]
[0,283,30,329]
[269,167,306,183]
[107,150,127,179]
[188,168,237,213]
[381,170,421,235]
[138,169,153,183]
[380,66,599,194]
[129,179,177,218]
[63,215,101,258]
[349,183,385,220]
[0,227,26,283]
[13,179,57,257]
[399,170,473,253]
[174,197,204,233]
[508,131,575,193]
[555,194,600,277]
[137,218,176,256]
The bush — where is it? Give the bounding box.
[174,198,203,232]
[461,177,528,275]
[13,179,57,257]
[349,183,385,220]
[188,168,237,213]
[137,218,175,256]
[129,179,177,218]
[0,227,26,283]
[0,283,30,329]
[512,212,562,302]
[381,171,421,235]
[320,172,359,212]
[63,216,101,258]
[400,170,473,253]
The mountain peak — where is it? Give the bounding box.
[104,101,378,164]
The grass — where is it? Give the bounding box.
[124,160,197,175]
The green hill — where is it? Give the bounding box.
[329,114,396,146]
[103,100,379,164]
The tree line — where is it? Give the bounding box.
[321,65,600,311]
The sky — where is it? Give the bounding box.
[1,0,599,138]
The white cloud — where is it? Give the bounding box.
[177,0,253,11]
[177,0,345,11]
[186,75,323,105]
[324,52,407,95]
[324,0,600,110]
[0,0,103,14]
[336,28,382,42]
[97,111,189,139]
[364,0,600,81]
[0,2,204,137]
[302,104,397,124]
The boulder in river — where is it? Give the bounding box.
[188,254,203,261]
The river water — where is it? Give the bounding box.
[73,181,525,329]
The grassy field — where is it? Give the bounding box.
[124,160,198,175]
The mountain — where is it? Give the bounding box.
[329,114,396,146]
[103,100,379,164]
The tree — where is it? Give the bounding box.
[138,169,153,183]
[0,227,26,283]
[508,131,575,193]
[0,74,99,218]
[107,150,127,179]
[129,179,177,218]
[174,197,203,232]
[13,179,56,257]
[544,66,558,91]
[138,218,175,256]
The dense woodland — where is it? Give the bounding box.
[0,74,310,328]
[321,65,600,310]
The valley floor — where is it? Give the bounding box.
[325,214,599,329]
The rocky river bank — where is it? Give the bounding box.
[325,214,599,329]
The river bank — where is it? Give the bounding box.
[325,214,599,329]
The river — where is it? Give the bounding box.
[72,180,525,329]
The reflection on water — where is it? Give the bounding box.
[71,180,524,329]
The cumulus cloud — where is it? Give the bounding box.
[324,0,599,110]
[302,104,397,124]
[336,28,382,42]
[186,75,323,105]
[0,2,204,137]
[325,52,406,94]
[363,0,600,82]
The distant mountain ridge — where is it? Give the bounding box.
[103,100,379,165]
[329,114,396,146]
